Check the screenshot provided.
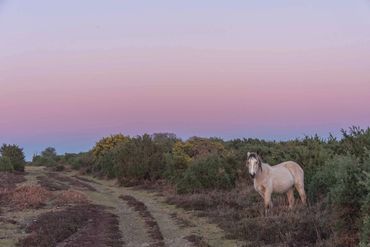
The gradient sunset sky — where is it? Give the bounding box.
[1,1,370,159]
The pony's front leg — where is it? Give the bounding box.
[264,190,272,216]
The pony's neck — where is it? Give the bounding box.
[255,162,270,179]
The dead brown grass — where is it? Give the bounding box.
[54,189,88,206]
[1,185,51,209]
[0,171,26,189]
[169,212,195,228]
[18,204,123,247]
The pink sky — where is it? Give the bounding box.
[1,1,370,158]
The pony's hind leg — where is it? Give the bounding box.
[295,182,307,206]
[286,188,294,209]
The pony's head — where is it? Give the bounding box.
[246,152,262,178]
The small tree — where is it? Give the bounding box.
[0,144,26,171]
[41,147,57,159]
[32,147,58,166]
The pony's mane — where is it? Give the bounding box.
[248,152,259,160]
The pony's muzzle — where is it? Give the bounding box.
[250,173,255,179]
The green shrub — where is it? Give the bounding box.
[339,127,370,161]
[94,134,166,185]
[61,153,78,164]
[32,155,58,167]
[0,156,14,172]
[69,152,94,171]
[94,150,117,178]
[32,147,60,167]
[152,133,179,153]
[176,154,238,194]
[360,171,370,245]
[0,144,26,171]
[308,154,369,245]
[162,152,188,183]
[308,155,351,201]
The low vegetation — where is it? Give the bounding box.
[2,185,51,210]
[29,127,370,246]
[18,204,123,247]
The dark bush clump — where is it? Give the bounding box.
[176,154,238,193]
[0,156,13,172]
[0,144,26,171]
[32,147,59,167]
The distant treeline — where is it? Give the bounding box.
[26,126,370,245]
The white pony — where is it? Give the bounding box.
[246,152,306,214]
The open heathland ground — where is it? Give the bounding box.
[0,166,243,247]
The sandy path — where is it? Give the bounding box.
[65,173,244,247]
[69,175,193,247]
[7,167,244,247]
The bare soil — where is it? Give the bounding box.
[72,175,101,185]
[37,175,70,191]
[120,195,164,247]
[45,172,97,191]
[183,235,210,247]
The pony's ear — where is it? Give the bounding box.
[247,152,251,158]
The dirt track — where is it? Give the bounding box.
[0,167,244,247]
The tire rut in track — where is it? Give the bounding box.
[120,195,165,247]
[72,177,153,246]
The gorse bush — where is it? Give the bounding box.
[0,144,26,171]
[0,156,13,172]
[114,134,166,185]
[92,134,128,158]
[90,134,166,185]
